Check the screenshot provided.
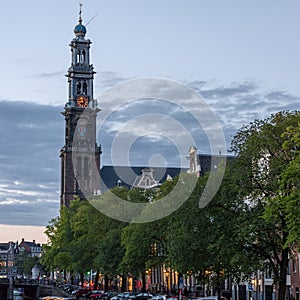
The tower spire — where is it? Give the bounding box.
[74,3,87,37]
[79,3,83,23]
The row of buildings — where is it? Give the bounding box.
[0,239,42,278]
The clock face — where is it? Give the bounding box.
[76,95,89,108]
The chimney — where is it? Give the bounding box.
[33,240,35,244]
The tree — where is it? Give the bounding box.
[22,256,39,278]
[41,199,83,283]
[42,194,127,287]
[94,227,125,290]
[279,121,300,245]
[165,169,254,299]
[229,110,300,300]
[165,175,211,274]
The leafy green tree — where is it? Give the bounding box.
[165,171,250,299]
[22,256,39,277]
[41,202,77,282]
[165,175,210,274]
[118,181,178,292]
[279,121,300,244]
[229,110,300,300]
[94,227,125,288]
[14,250,27,276]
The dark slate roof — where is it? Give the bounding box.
[197,154,236,174]
[100,165,187,192]
[23,241,40,247]
[0,243,9,251]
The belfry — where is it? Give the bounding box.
[60,5,101,208]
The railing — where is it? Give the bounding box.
[13,278,39,286]
[0,277,39,286]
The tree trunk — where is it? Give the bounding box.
[217,281,222,300]
[94,271,99,290]
[70,271,74,285]
[80,272,84,286]
[104,275,109,292]
[278,247,289,300]
[141,273,146,293]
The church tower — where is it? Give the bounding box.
[60,5,101,208]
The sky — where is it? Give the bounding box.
[0,0,300,243]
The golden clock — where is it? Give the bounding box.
[76,95,89,108]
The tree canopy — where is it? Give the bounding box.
[41,110,300,300]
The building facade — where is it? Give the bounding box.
[60,6,101,208]
[0,242,15,277]
[18,239,42,258]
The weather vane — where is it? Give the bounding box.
[78,2,98,26]
[79,3,82,19]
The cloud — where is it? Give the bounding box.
[96,71,133,92]
[0,198,29,205]
[0,75,299,226]
[28,71,64,78]
[0,101,61,226]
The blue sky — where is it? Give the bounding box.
[0,0,300,240]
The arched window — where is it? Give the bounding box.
[146,178,150,187]
[82,50,86,63]
[77,50,81,63]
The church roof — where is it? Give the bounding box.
[100,165,187,192]
[197,153,236,173]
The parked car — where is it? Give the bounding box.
[111,292,132,300]
[152,295,166,300]
[83,291,105,299]
[195,297,226,300]
[135,293,153,300]
[75,288,90,299]
[89,292,106,300]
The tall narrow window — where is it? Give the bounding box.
[77,50,81,63]
[293,260,296,273]
[77,81,81,95]
[83,82,87,94]
[82,50,86,63]
[146,178,150,187]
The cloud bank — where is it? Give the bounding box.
[0,72,299,226]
